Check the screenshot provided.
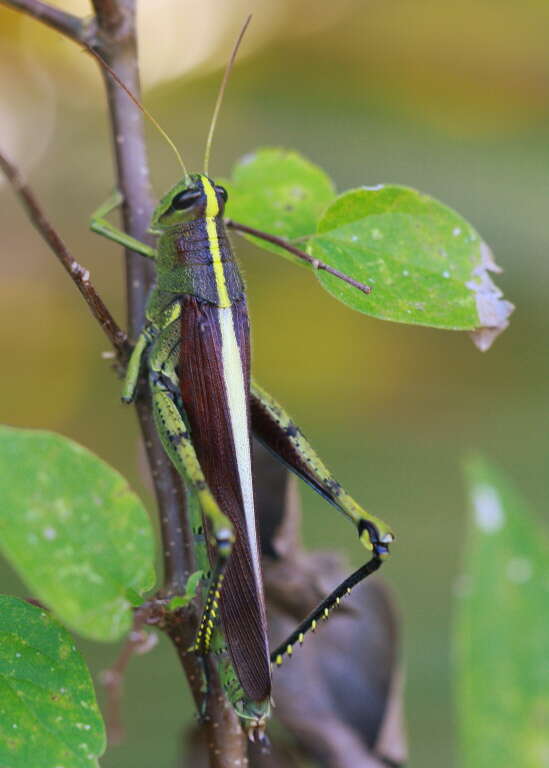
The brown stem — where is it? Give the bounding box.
[227,219,372,294]
[163,610,248,768]
[136,396,191,595]
[87,3,246,747]
[84,5,241,753]
[92,0,125,33]
[0,150,129,357]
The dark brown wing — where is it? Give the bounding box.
[179,295,271,702]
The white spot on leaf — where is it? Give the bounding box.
[472,484,505,533]
[54,498,71,520]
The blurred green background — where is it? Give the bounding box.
[0,1,547,766]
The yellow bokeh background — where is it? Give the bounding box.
[0,1,547,765]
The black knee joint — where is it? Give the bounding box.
[357,519,389,557]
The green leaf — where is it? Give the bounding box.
[0,427,155,642]
[223,147,336,264]
[0,596,105,767]
[167,570,203,611]
[309,186,513,346]
[456,459,549,768]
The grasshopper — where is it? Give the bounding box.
[88,21,394,736]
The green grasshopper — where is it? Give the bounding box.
[88,21,394,737]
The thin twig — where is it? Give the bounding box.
[227,219,372,294]
[0,0,85,40]
[101,605,158,745]
[0,150,129,357]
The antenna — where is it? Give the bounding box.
[85,45,190,182]
[203,15,252,176]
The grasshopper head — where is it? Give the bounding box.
[150,173,228,231]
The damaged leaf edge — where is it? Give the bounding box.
[468,242,514,351]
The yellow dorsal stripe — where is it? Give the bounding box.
[201,176,231,308]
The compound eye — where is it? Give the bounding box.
[216,186,228,203]
[172,189,201,210]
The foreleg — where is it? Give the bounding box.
[90,191,156,259]
[121,326,154,403]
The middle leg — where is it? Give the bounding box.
[149,359,234,656]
